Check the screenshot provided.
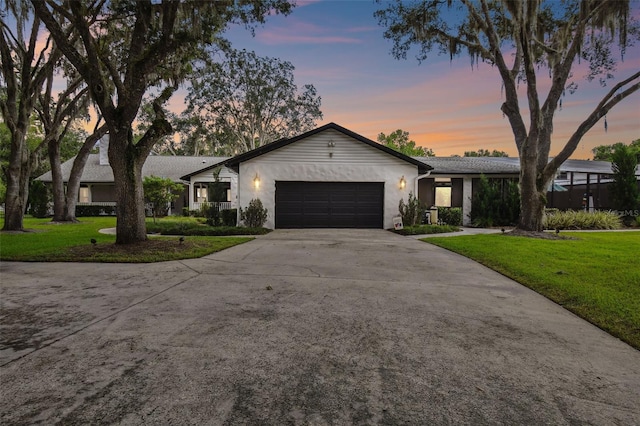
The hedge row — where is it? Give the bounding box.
[146,222,271,236]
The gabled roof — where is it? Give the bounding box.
[215,122,433,175]
[413,156,640,176]
[38,154,230,183]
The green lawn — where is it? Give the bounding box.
[423,232,640,349]
[0,217,252,262]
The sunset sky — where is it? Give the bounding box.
[166,0,640,158]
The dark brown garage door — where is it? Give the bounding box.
[275,182,384,229]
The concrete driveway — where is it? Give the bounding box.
[1,229,639,424]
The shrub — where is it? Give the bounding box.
[221,209,237,227]
[392,224,461,235]
[142,176,182,223]
[240,198,268,228]
[610,144,640,216]
[75,205,116,216]
[398,192,423,226]
[470,175,520,227]
[28,180,50,218]
[543,210,622,230]
[437,207,462,226]
[146,221,270,236]
[202,203,222,226]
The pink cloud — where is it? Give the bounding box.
[260,32,362,44]
[345,26,378,33]
[255,20,363,45]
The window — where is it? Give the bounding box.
[194,182,231,203]
[194,183,208,203]
[79,186,90,203]
[434,178,452,207]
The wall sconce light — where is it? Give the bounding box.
[253,173,260,189]
[399,176,406,190]
[328,140,335,158]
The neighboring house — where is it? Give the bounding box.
[38,123,639,227]
[479,157,640,212]
[37,136,235,215]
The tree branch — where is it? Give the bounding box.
[476,0,528,151]
[544,73,640,180]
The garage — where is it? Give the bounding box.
[275,181,384,228]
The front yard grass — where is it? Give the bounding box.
[0,217,252,262]
[423,232,640,350]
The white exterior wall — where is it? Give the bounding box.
[187,166,238,210]
[462,177,473,226]
[237,129,418,229]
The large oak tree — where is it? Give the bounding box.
[377,129,435,156]
[32,0,293,244]
[377,0,640,231]
[185,48,322,154]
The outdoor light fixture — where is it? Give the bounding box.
[328,140,335,158]
[399,176,406,189]
[253,173,260,189]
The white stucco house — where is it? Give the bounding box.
[182,122,432,229]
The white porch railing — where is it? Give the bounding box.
[192,201,233,211]
[77,201,117,206]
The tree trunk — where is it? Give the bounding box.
[48,138,66,222]
[63,127,107,222]
[109,131,148,244]
[517,154,549,232]
[63,149,90,222]
[2,131,29,231]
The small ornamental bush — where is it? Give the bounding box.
[221,208,237,227]
[544,210,622,230]
[240,198,268,228]
[202,203,222,227]
[145,221,270,236]
[29,180,50,218]
[438,207,463,226]
[75,205,116,216]
[398,192,423,226]
[392,224,461,235]
[143,175,182,222]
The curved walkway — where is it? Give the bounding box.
[1,229,638,424]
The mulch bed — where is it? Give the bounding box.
[506,229,576,240]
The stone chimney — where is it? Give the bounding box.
[99,135,109,165]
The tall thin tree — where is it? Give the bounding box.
[0,3,62,230]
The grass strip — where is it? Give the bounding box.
[422,232,640,350]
